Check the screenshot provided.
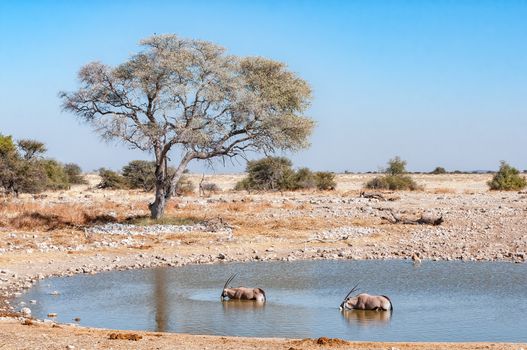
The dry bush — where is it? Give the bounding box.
[1,201,128,230]
[221,201,245,212]
[280,201,297,210]
[213,201,272,214]
[350,218,377,227]
[432,188,455,194]
[295,202,314,210]
[108,333,143,341]
[229,214,355,238]
[125,215,201,226]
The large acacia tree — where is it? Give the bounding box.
[61,35,314,219]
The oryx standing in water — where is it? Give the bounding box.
[339,283,392,311]
[220,274,266,302]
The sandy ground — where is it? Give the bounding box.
[1,173,526,349]
[0,318,523,350]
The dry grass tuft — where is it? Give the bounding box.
[315,337,348,346]
[432,188,456,194]
[291,337,349,348]
[108,332,143,341]
[0,201,131,230]
[213,201,272,213]
[126,215,201,226]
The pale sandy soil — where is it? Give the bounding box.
[1,173,526,349]
[0,318,523,350]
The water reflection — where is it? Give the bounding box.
[153,268,168,332]
[341,309,392,326]
[221,300,266,312]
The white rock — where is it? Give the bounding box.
[21,307,31,315]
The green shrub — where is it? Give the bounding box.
[235,157,338,192]
[98,168,129,189]
[235,157,296,191]
[12,160,48,194]
[0,134,17,157]
[366,174,419,190]
[387,156,407,175]
[40,159,70,190]
[365,156,419,191]
[122,160,156,191]
[1,135,63,194]
[487,161,527,191]
[315,171,336,190]
[0,134,19,194]
[234,177,251,191]
[364,176,388,190]
[64,163,87,184]
[430,166,447,174]
[1,135,80,195]
[293,167,316,189]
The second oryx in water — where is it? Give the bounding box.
[220,274,266,302]
[339,283,392,311]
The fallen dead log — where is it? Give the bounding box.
[305,236,349,243]
[359,191,386,201]
[384,210,444,226]
[359,191,399,202]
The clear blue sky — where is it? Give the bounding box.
[1,0,526,172]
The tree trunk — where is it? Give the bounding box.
[149,148,168,220]
[149,185,167,220]
[149,152,193,220]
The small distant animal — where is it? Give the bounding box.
[339,283,392,311]
[220,273,266,302]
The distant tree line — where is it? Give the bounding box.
[0,134,85,196]
[2,134,525,197]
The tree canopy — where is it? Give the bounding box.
[61,34,314,218]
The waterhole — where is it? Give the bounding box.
[17,260,527,342]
